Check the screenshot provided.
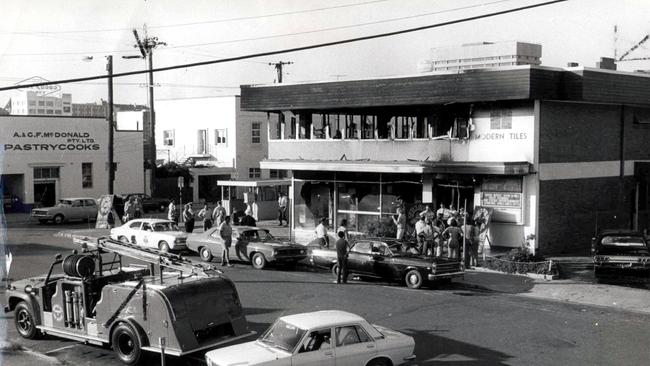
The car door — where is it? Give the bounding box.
[292,327,336,366]
[207,229,225,259]
[333,324,377,365]
[127,221,143,244]
[347,241,374,276]
[70,199,84,220]
[140,222,155,248]
[84,199,98,221]
[371,242,394,280]
[233,229,252,262]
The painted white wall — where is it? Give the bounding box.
[116,110,145,131]
[0,116,143,204]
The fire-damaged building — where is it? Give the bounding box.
[240,65,650,255]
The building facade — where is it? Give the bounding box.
[7,91,72,116]
[154,95,274,204]
[418,41,542,73]
[240,65,650,254]
[0,116,144,211]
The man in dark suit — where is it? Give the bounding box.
[335,231,349,284]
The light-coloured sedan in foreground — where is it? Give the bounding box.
[109,218,187,252]
[205,310,416,366]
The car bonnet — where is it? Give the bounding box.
[205,340,291,364]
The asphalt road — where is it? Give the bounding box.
[2,220,650,366]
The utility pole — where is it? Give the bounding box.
[268,61,293,83]
[106,55,115,194]
[129,24,166,193]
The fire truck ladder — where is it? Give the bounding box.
[73,236,223,278]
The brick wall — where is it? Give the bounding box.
[538,177,635,254]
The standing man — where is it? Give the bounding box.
[392,207,406,240]
[414,215,427,254]
[168,201,178,224]
[123,196,136,223]
[315,218,330,248]
[278,192,288,226]
[212,201,227,228]
[198,203,212,231]
[335,231,349,284]
[219,216,234,267]
[134,196,143,218]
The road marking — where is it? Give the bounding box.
[44,343,80,354]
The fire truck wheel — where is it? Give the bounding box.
[111,322,142,365]
[251,252,267,270]
[200,247,213,262]
[15,302,39,339]
[158,241,170,253]
[405,270,423,289]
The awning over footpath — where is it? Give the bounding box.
[259,159,531,175]
[217,178,292,187]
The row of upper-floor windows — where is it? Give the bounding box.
[162,123,262,148]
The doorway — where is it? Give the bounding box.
[34,181,56,207]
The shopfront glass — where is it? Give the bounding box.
[294,181,333,229]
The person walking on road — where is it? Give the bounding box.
[335,231,350,284]
[392,207,406,240]
[198,203,212,231]
[167,201,179,224]
[212,201,227,228]
[219,216,234,267]
[278,192,288,226]
[183,203,195,233]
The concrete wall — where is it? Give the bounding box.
[234,98,270,180]
[0,116,143,204]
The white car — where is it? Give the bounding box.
[205,310,416,366]
[109,218,187,252]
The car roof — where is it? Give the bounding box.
[129,218,173,224]
[280,310,365,329]
[60,197,97,201]
[599,230,643,237]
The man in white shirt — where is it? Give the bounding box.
[278,192,288,226]
[315,218,330,248]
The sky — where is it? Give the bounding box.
[1,0,650,106]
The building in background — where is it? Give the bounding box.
[155,95,283,215]
[0,115,144,211]
[418,41,542,73]
[241,64,650,254]
[6,91,72,116]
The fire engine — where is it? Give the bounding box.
[4,236,253,364]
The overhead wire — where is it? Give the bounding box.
[0,0,568,92]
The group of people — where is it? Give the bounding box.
[166,200,257,233]
[122,195,144,223]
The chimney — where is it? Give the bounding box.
[596,57,616,70]
[567,62,579,67]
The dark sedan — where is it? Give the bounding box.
[310,238,464,289]
[592,230,650,280]
[186,226,308,269]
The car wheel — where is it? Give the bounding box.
[118,236,129,243]
[405,269,423,289]
[53,214,64,225]
[366,357,391,366]
[15,302,39,339]
[111,322,142,365]
[331,263,340,278]
[159,241,170,253]
[251,252,267,270]
[38,219,48,224]
[200,247,213,262]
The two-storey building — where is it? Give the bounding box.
[240,65,650,254]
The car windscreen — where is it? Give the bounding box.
[153,222,179,232]
[243,230,273,241]
[57,200,73,206]
[259,319,306,353]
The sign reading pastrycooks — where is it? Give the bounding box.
[4,130,100,151]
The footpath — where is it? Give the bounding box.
[5,213,650,315]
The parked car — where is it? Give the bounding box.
[187,226,307,269]
[592,230,650,279]
[123,193,170,213]
[310,237,464,289]
[205,310,416,366]
[32,197,98,224]
[110,218,187,252]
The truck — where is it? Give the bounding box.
[4,236,253,365]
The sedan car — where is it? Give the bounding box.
[310,238,464,289]
[205,310,416,366]
[123,193,170,213]
[592,230,650,279]
[109,218,187,252]
[186,226,307,269]
[32,197,98,224]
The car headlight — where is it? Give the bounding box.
[24,285,33,294]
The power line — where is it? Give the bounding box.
[0,0,392,35]
[0,0,518,57]
[0,0,568,92]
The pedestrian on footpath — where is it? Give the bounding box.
[168,201,179,224]
[278,192,288,226]
[134,196,143,218]
[392,207,406,240]
[219,216,234,267]
[212,201,227,228]
[198,203,212,231]
[337,219,349,241]
[315,218,330,248]
[464,218,479,267]
[123,196,136,223]
[335,231,349,284]
[183,203,195,233]
[443,219,463,260]
[414,215,427,254]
